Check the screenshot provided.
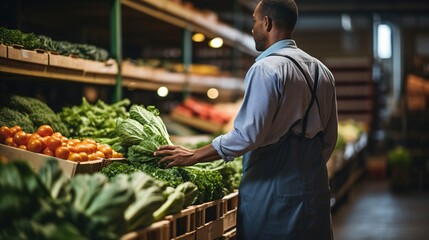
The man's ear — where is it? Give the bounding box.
[264,16,273,32]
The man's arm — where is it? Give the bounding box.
[155,144,221,168]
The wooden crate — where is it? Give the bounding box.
[7,46,48,65]
[164,207,196,239]
[49,53,85,70]
[0,44,7,58]
[222,191,238,214]
[84,58,117,75]
[121,220,170,240]
[221,228,236,240]
[222,209,237,232]
[0,144,102,178]
[194,199,224,228]
[195,218,224,240]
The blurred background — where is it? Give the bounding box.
[1,0,429,239]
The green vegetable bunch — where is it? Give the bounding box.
[388,146,412,166]
[0,94,69,135]
[0,27,40,50]
[59,97,130,139]
[115,104,173,164]
[0,27,109,61]
[1,159,199,239]
[39,35,109,61]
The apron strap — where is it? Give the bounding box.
[269,54,321,139]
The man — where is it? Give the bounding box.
[155,0,338,239]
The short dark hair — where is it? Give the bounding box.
[259,0,298,32]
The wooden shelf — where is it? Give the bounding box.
[121,0,258,57]
[0,48,244,95]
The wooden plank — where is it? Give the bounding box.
[49,53,85,71]
[164,207,196,239]
[0,44,7,58]
[121,220,170,240]
[7,46,48,65]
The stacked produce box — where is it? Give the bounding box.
[0,94,242,240]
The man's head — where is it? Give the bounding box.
[252,0,298,51]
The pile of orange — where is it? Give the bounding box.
[0,125,123,162]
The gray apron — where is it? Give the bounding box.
[237,55,333,240]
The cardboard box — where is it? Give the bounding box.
[121,220,170,240]
[0,44,7,58]
[7,46,48,65]
[49,53,85,70]
[0,144,102,178]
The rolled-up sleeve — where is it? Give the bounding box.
[212,64,280,162]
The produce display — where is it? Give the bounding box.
[0,159,198,239]
[0,124,123,161]
[102,104,240,204]
[0,26,109,61]
[0,94,243,239]
[0,95,69,135]
[58,97,130,140]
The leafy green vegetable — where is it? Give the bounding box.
[388,146,412,166]
[4,95,69,135]
[174,182,198,207]
[100,162,139,179]
[0,106,35,132]
[153,189,185,221]
[59,97,130,139]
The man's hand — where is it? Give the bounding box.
[155,145,197,168]
[155,144,222,168]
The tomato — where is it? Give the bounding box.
[46,136,62,151]
[28,133,41,141]
[61,136,69,144]
[27,138,43,153]
[52,132,63,139]
[95,151,105,159]
[68,153,82,162]
[9,126,22,136]
[79,152,89,162]
[43,148,55,156]
[18,145,27,150]
[98,145,113,159]
[39,137,47,150]
[0,126,12,143]
[71,138,82,144]
[88,153,99,161]
[82,138,97,145]
[112,151,124,158]
[5,137,17,147]
[55,146,70,160]
[13,131,29,146]
[36,125,54,137]
[87,143,97,153]
[75,143,90,154]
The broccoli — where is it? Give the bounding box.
[179,167,225,204]
[0,107,34,132]
[29,112,69,136]
[100,162,139,179]
[6,95,69,136]
[136,163,185,188]
[9,95,56,115]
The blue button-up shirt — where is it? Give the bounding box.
[212,39,338,162]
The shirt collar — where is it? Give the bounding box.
[255,39,297,62]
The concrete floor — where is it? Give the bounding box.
[332,179,429,240]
